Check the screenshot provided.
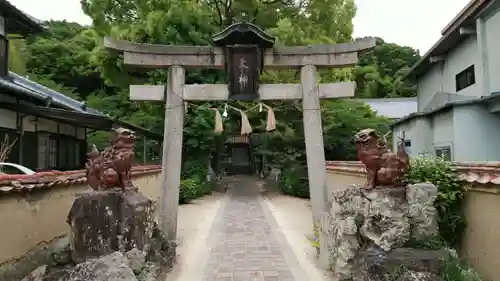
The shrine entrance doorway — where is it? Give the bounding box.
[222,135,254,176]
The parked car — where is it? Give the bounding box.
[0,162,36,175]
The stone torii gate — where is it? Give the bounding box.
[105,23,374,256]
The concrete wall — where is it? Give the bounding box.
[392,119,415,153]
[415,4,500,111]
[431,110,454,157]
[392,109,454,159]
[461,186,500,281]
[442,36,479,97]
[325,168,500,281]
[416,36,479,111]
[453,105,500,161]
[395,104,500,162]
[0,172,161,264]
[325,170,364,203]
[424,92,477,112]
[484,1,500,94]
[417,65,444,111]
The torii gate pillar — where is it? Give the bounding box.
[159,66,185,240]
[301,64,329,221]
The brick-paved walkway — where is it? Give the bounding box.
[202,177,304,281]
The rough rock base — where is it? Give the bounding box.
[326,183,441,281]
[0,235,71,281]
[354,247,446,281]
[67,189,155,263]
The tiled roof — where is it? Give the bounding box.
[8,72,103,115]
[0,165,161,194]
[391,94,500,127]
[326,161,500,185]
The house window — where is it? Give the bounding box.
[56,136,82,170]
[435,146,452,161]
[49,138,57,168]
[403,140,412,155]
[37,133,50,170]
[74,141,80,168]
[455,65,475,91]
[58,137,68,169]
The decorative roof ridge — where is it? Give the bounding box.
[325,160,500,185]
[211,22,276,47]
[0,164,162,194]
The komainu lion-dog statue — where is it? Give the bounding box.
[354,128,410,189]
[86,127,136,192]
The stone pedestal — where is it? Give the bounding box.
[67,189,155,263]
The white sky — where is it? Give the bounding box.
[10,0,471,54]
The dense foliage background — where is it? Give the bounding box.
[8,0,421,199]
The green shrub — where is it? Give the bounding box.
[386,243,484,281]
[404,235,446,250]
[179,178,212,204]
[178,157,213,204]
[440,249,484,281]
[402,156,466,248]
[182,159,208,182]
[179,178,199,204]
[279,164,310,198]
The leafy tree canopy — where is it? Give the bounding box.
[354,37,420,98]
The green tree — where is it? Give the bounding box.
[25,21,105,99]
[354,37,420,98]
[7,35,82,101]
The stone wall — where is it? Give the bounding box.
[0,165,162,264]
[326,161,500,281]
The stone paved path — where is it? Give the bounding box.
[202,177,305,281]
